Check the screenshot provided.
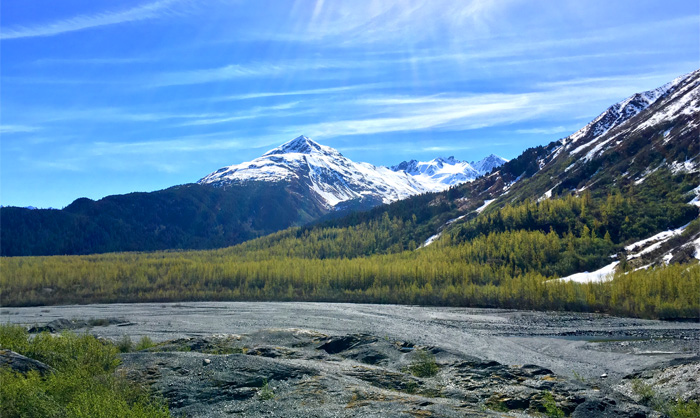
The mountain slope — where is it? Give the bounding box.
[4,71,700,320]
[281,69,700,268]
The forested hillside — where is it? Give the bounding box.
[0,181,327,256]
[3,188,698,318]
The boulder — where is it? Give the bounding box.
[0,349,54,375]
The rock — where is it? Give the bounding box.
[521,364,554,377]
[342,345,389,365]
[0,349,54,375]
[572,398,648,418]
[247,346,300,359]
[28,317,127,333]
[317,334,377,354]
[29,318,83,333]
[114,328,682,418]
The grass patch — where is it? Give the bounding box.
[116,335,133,353]
[407,349,439,378]
[666,398,700,418]
[0,324,169,418]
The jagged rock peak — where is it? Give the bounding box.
[263,135,340,157]
[471,154,510,173]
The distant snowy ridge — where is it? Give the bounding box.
[199,136,507,210]
[390,154,508,190]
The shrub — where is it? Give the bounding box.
[408,349,439,378]
[134,336,155,351]
[116,335,133,353]
[666,398,700,418]
[542,391,565,418]
[0,324,169,418]
[259,379,274,400]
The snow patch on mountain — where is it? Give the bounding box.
[557,261,619,283]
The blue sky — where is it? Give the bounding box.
[1,0,698,208]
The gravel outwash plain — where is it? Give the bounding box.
[3,302,699,417]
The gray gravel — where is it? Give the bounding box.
[3,301,698,382]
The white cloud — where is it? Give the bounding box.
[176,102,302,127]
[1,0,185,40]
[210,84,385,102]
[0,125,41,134]
[516,126,576,135]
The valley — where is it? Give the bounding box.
[2,2,699,417]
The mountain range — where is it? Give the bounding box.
[1,70,698,264]
[199,135,506,210]
[0,136,505,256]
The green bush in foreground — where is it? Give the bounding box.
[0,324,169,418]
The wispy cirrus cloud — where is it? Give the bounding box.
[0,124,42,134]
[148,59,370,87]
[209,84,387,102]
[31,57,151,66]
[0,0,186,40]
[280,75,678,139]
[5,107,228,125]
[261,0,509,44]
[177,102,302,127]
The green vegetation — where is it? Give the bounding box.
[0,324,169,418]
[630,378,700,418]
[571,370,585,382]
[258,379,274,401]
[1,183,698,320]
[541,391,565,418]
[631,378,656,404]
[116,335,133,353]
[135,336,156,351]
[407,349,439,378]
[666,398,700,418]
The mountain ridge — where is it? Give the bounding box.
[198,135,507,209]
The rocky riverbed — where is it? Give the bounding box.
[3,302,699,417]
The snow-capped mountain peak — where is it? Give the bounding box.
[471,154,509,174]
[263,135,340,157]
[199,136,431,209]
